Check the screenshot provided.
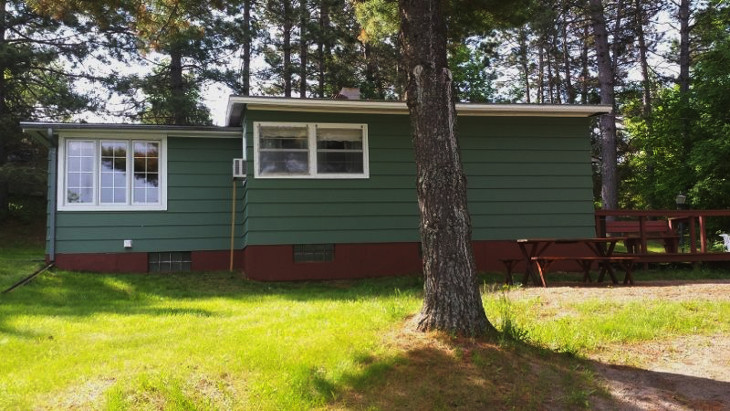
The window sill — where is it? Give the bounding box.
[254,173,370,179]
[57,204,167,212]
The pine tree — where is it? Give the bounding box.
[1,0,92,219]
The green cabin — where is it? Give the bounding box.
[23,96,609,280]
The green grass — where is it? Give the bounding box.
[0,219,46,291]
[485,294,730,354]
[1,222,729,409]
[0,271,423,410]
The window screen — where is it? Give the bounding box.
[293,244,334,262]
[149,252,192,272]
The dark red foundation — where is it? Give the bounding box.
[51,240,588,280]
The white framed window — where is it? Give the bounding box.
[58,135,167,211]
[253,122,369,179]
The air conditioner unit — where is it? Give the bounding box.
[232,158,246,178]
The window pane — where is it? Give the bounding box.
[259,151,309,175]
[317,152,364,174]
[114,188,126,203]
[133,141,160,204]
[66,141,94,204]
[68,157,81,172]
[66,188,94,204]
[100,188,113,203]
[316,128,364,175]
[100,141,127,204]
[260,125,308,149]
[317,140,363,150]
[316,127,362,142]
[146,187,159,203]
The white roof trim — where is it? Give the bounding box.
[21,122,242,138]
[226,96,611,125]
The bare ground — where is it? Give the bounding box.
[510,280,730,410]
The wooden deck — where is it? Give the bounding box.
[596,209,730,265]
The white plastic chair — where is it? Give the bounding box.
[719,234,730,252]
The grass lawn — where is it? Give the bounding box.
[1,222,729,409]
[0,219,46,291]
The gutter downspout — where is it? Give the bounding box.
[46,128,57,262]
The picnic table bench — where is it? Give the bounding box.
[530,255,638,285]
[605,220,679,253]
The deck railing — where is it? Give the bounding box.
[595,209,730,255]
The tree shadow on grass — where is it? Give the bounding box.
[588,361,730,411]
[0,270,427,337]
[326,330,730,411]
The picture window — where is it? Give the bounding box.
[254,122,368,179]
[60,137,165,211]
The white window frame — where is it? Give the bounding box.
[253,121,369,179]
[57,134,167,211]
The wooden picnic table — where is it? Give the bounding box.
[515,237,636,287]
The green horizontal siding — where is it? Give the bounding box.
[55,136,244,254]
[50,112,597,255]
[243,111,596,245]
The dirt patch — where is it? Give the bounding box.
[332,281,730,410]
[509,280,730,410]
[588,334,730,411]
[333,325,605,410]
[507,280,730,304]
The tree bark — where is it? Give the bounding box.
[170,46,186,125]
[537,42,545,103]
[561,10,575,104]
[299,0,307,98]
[0,0,8,217]
[677,0,692,169]
[580,23,589,104]
[241,0,253,96]
[635,0,656,207]
[546,40,555,103]
[517,27,531,103]
[398,0,494,336]
[635,0,652,115]
[611,0,624,78]
[677,0,691,96]
[283,0,293,97]
[588,0,618,210]
[316,0,329,97]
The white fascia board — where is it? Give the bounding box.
[226,96,612,120]
[21,123,242,139]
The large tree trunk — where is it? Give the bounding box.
[677,0,691,96]
[635,0,652,115]
[283,0,293,97]
[537,43,545,103]
[561,10,575,104]
[170,47,186,125]
[299,0,307,98]
[517,28,531,103]
[398,0,494,336]
[611,0,624,78]
[241,0,253,96]
[316,0,329,97]
[588,0,618,210]
[635,0,655,207]
[0,0,8,218]
[546,41,555,103]
[677,0,692,174]
[580,23,589,104]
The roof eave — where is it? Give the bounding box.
[225,96,611,125]
[20,122,243,138]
